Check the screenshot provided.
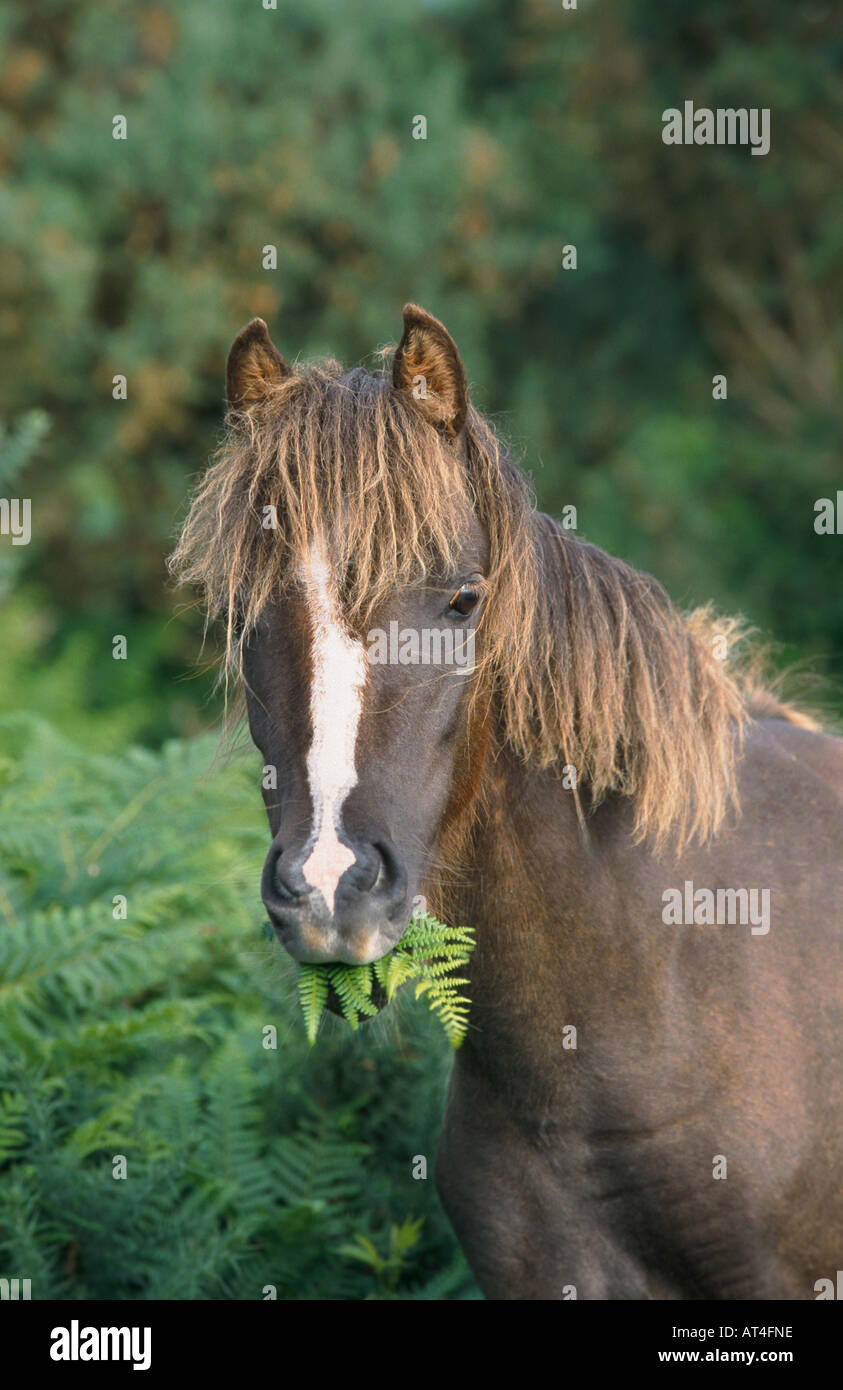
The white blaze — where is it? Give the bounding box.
[300,543,367,911]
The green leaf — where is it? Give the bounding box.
[297,965,329,1046]
[296,914,475,1046]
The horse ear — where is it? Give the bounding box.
[226,318,291,411]
[392,304,468,437]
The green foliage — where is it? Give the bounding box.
[297,915,475,1048]
[0,715,479,1299]
[0,0,839,746]
[339,1215,426,1300]
[0,410,49,492]
[297,961,330,1046]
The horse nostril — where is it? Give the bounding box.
[262,844,306,910]
[369,841,405,909]
[372,853,388,896]
[274,869,298,903]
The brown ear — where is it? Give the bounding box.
[226,318,291,411]
[392,304,468,437]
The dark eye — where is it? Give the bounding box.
[447,583,481,618]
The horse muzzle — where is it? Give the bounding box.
[260,833,409,965]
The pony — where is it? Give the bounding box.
[171,305,843,1299]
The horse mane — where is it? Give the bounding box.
[169,357,814,854]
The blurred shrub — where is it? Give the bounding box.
[0,0,839,735]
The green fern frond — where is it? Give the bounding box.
[372,949,417,1001]
[0,1090,28,1163]
[325,964,379,1028]
[297,964,329,1044]
[297,913,475,1048]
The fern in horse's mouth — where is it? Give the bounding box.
[296,913,475,1048]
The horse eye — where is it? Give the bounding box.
[448,583,480,617]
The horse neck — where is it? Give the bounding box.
[440,744,581,1008]
[438,740,638,1104]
